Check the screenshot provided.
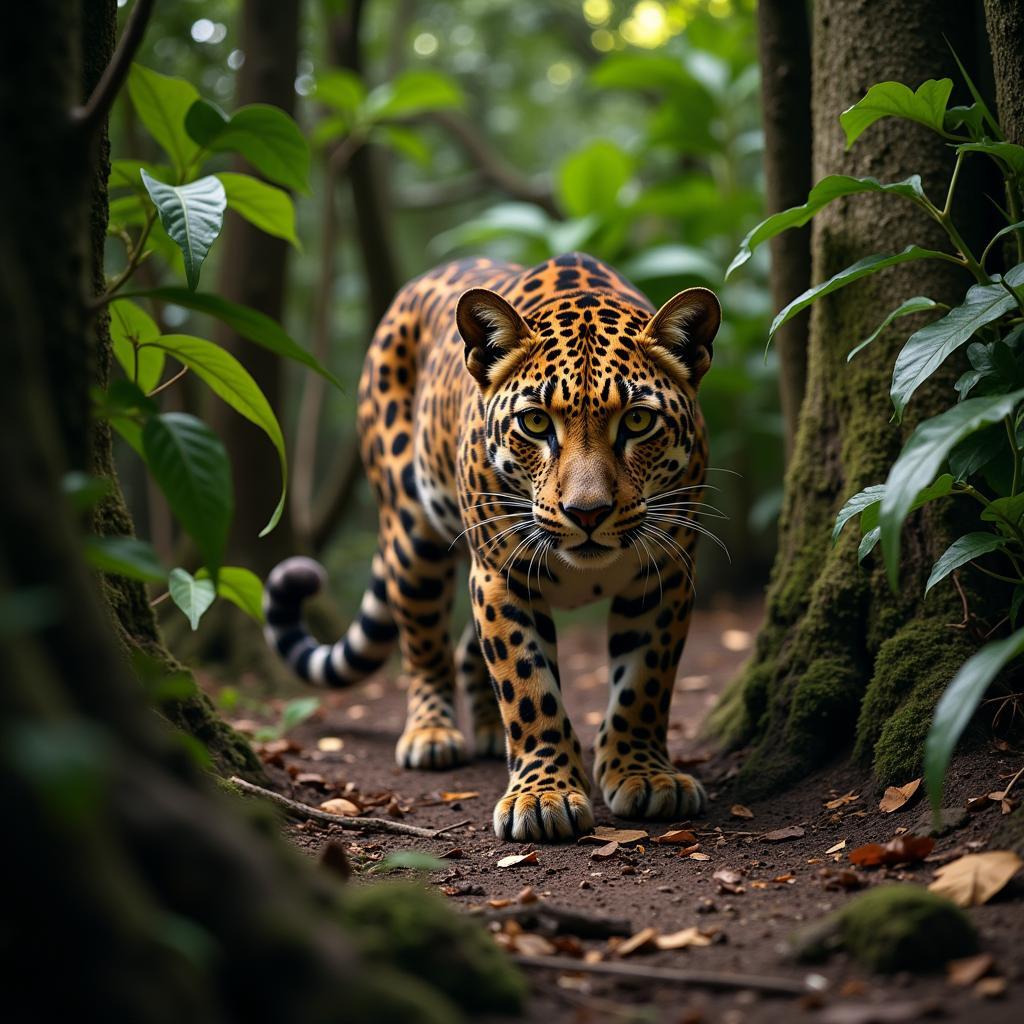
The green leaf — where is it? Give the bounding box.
[126,287,342,390]
[188,102,311,194]
[367,850,449,875]
[925,533,1007,594]
[949,424,1002,479]
[924,626,1024,809]
[183,97,230,145]
[168,567,217,630]
[879,390,1024,587]
[958,141,1024,184]
[365,70,464,120]
[727,176,928,278]
[890,266,1024,421]
[195,565,265,622]
[85,536,167,583]
[848,296,940,362]
[280,696,320,733]
[62,471,113,513]
[980,493,1024,534]
[144,336,286,536]
[216,172,300,248]
[944,104,986,139]
[127,64,202,175]
[591,52,706,94]
[314,69,366,117]
[858,527,881,562]
[374,125,432,166]
[557,140,632,219]
[984,220,1024,268]
[109,300,165,393]
[1012,586,1024,627]
[769,247,951,342]
[833,485,886,543]
[141,170,226,291]
[619,244,718,285]
[947,42,1002,140]
[142,413,233,580]
[110,159,169,193]
[840,79,953,149]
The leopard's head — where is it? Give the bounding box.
[457,279,720,570]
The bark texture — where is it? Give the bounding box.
[757,0,813,458]
[984,0,1024,146]
[711,0,990,797]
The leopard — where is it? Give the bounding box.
[264,252,720,842]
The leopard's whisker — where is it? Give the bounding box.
[481,520,535,553]
[640,525,696,595]
[449,511,532,549]
[647,513,731,562]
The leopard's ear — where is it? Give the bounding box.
[641,287,720,388]
[456,288,533,389]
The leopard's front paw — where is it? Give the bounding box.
[493,787,593,842]
[395,724,469,770]
[600,766,707,820]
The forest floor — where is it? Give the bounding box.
[209,600,1024,1024]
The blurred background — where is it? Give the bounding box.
[113,0,779,646]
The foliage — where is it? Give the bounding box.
[730,63,1024,809]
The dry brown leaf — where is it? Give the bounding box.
[655,927,714,950]
[316,736,344,752]
[590,841,620,860]
[848,834,933,867]
[713,868,745,894]
[825,840,847,855]
[497,851,539,868]
[879,778,922,814]
[513,933,557,956]
[974,976,1007,999]
[319,797,360,816]
[762,825,805,842]
[823,791,859,810]
[772,872,796,884]
[617,927,658,956]
[579,826,648,844]
[689,851,711,861]
[730,803,754,820]
[946,953,994,987]
[516,885,538,904]
[439,790,479,802]
[487,898,512,908]
[439,847,463,859]
[928,850,1023,907]
[652,828,699,845]
[295,772,327,786]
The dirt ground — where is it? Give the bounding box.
[215,600,1024,1024]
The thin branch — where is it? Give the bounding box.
[72,0,157,134]
[91,207,157,310]
[148,365,188,397]
[229,776,470,839]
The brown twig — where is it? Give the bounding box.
[72,0,157,134]
[511,954,824,997]
[229,776,470,839]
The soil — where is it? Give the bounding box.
[208,600,1024,1023]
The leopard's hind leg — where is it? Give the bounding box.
[454,620,505,759]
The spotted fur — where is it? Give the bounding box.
[265,252,720,842]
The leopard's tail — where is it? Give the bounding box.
[263,553,397,687]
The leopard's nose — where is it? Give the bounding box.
[561,501,614,532]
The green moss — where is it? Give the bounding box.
[341,882,526,1014]
[836,885,976,973]
[785,657,862,760]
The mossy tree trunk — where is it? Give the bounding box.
[712,0,998,798]
[1,5,518,1020]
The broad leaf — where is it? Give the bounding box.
[728,176,928,278]
[833,485,886,544]
[980,493,1024,535]
[947,43,1002,139]
[949,424,1002,479]
[188,101,310,194]
[620,244,718,284]
[858,527,881,562]
[848,296,939,362]
[126,287,341,390]
[557,140,632,219]
[890,265,1024,420]
[127,64,201,175]
[834,478,953,546]
[110,159,168,193]
[85,536,167,583]
[365,70,464,120]
[143,336,286,536]
[925,533,1007,594]
[62,472,113,513]
[141,171,226,291]
[983,220,1024,266]
[196,565,264,622]
[374,125,432,166]
[168,567,217,630]
[958,141,1024,184]
[314,69,366,117]
[109,300,165,393]
[769,246,951,342]
[217,172,300,248]
[840,79,953,149]
[924,626,1024,809]
[280,696,320,732]
[879,390,1024,587]
[142,413,233,579]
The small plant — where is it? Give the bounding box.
[252,696,322,742]
[729,66,1024,808]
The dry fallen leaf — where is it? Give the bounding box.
[295,771,327,786]
[928,850,1023,907]
[317,736,344,752]
[516,885,538,904]
[762,825,805,842]
[879,778,922,814]
[440,790,479,802]
[439,847,463,859]
[319,797,360,816]
[579,826,648,844]
[689,851,711,861]
[590,841,619,860]
[656,926,714,950]
[825,840,847,855]
[713,868,745,894]
[730,803,754,820]
[652,829,699,845]
[974,977,1007,999]
[946,952,994,987]
[513,933,557,956]
[849,834,933,867]
[823,791,859,810]
[617,927,658,956]
[497,851,540,868]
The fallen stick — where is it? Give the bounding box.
[229,776,470,840]
[477,904,632,939]
[511,954,825,997]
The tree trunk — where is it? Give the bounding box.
[757,0,813,459]
[711,0,992,798]
[984,0,1024,146]
[1,6,521,1019]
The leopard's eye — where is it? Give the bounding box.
[519,409,553,438]
[621,408,656,437]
